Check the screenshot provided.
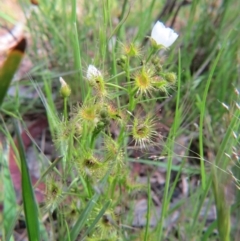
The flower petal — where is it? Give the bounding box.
[87,65,102,80]
[151,21,178,48]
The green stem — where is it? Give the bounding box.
[63,97,68,121]
[114,0,128,51]
[144,176,151,241]
[146,47,156,63]
[157,50,182,240]
[71,0,85,101]
[125,57,135,111]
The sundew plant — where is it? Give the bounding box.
[1,1,240,241]
[48,20,178,240]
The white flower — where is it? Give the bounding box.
[87,65,102,80]
[151,21,178,48]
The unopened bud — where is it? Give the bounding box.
[151,57,162,72]
[165,72,177,83]
[59,77,71,98]
[151,57,159,65]
[100,109,108,119]
[117,55,127,68]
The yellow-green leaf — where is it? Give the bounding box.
[0,38,26,107]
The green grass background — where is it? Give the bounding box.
[0,0,240,240]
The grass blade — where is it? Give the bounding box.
[81,200,111,239]
[198,47,222,190]
[65,167,112,241]
[144,178,151,241]
[1,143,17,240]
[65,193,100,241]
[14,120,40,241]
[211,105,239,241]
[33,155,63,188]
[156,49,182,239]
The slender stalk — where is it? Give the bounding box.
[157,49,182,239]
[71,0,85,101]
[146,47,155,63]
[63,97,68,121]
[198,46,222,190]
[144,176,151,241]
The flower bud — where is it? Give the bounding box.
[151,57,162,72]
[100,109,108,119]
[151,57,159,65]
[59,77,71,98]
[117,55,127,68]
[155,64,162,72]
[165,72,177,84]
[87,65,102,81]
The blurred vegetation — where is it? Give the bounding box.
[0,0,239,240]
